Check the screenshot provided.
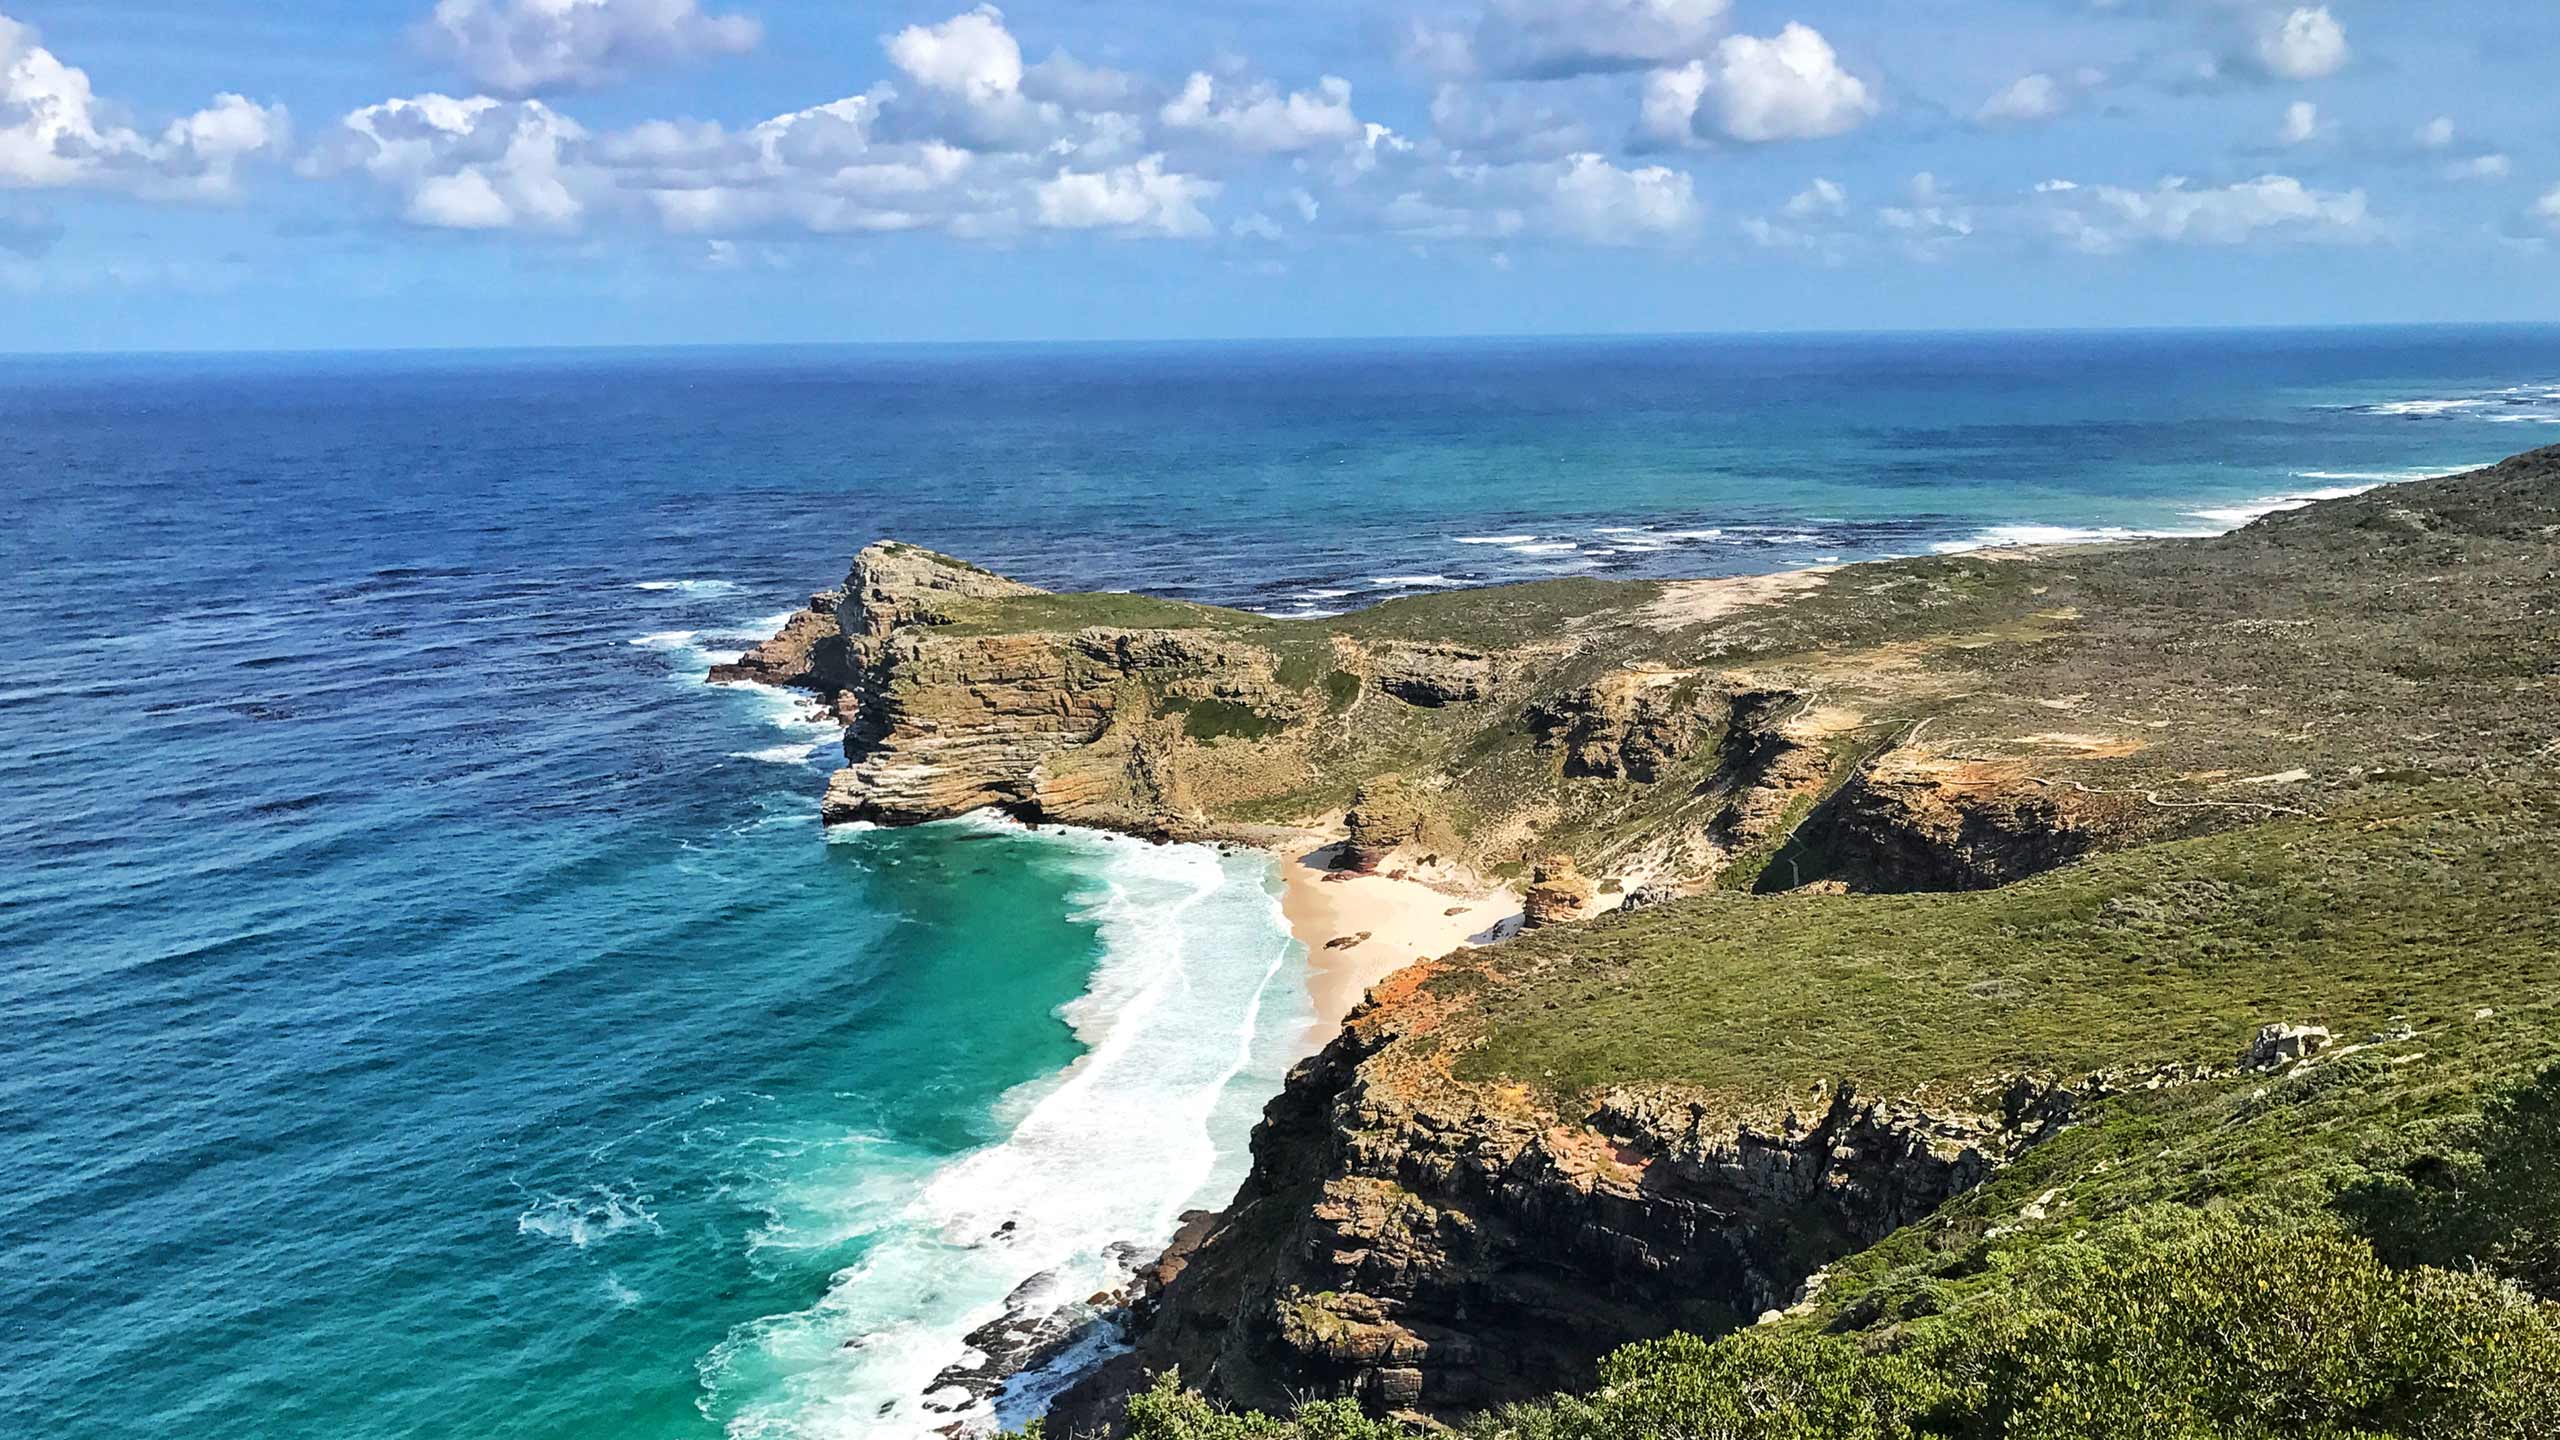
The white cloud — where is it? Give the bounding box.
[1647,24,1875,145]
[1474,0,1732,79]
[1977,73,2063,125]
[0,16,285,200]
[1877,171,1972,257]
[885,5,1021,106]
[425,0,759,94]
[2256,6,2347,81]
[1546,151,1698,242]
[2415,116,2456,150]
[2444,154,2510,183]
[2533,186,2560,231]
[1429,82,1590,159]
[1784,177,1847,218]
[316,94,589,230]
[1159,72,1361,154]
[1636,61,1710,148]
[2278,99,2321,146]
[2044,173,2369,253]
[1034,154,1217,236]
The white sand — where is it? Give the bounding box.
[1272,840,1518,1050]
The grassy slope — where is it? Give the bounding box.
[1448,781,2560,1104]
[1017,452,2560,1436]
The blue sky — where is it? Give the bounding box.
[1,0,2555,350]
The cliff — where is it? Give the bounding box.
[719,448,2560,1428]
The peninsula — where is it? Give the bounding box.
[720,448,2560,1436]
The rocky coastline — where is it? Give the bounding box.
[714,447,2560,1432]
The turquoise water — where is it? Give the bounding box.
[6,328,2560,1439]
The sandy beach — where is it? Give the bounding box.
[1271,839,1520,1047]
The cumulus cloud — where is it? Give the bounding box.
[1546,151,1698,242]
[1877,171,1973,257]
[1035,154,1217,235]
[2277,99,2321,145]
[2253,6,2347,81]
[2041,173,2369,252]
[885,5,1020,106]
[2415,116,2455,150]
[1159,72,1361,153]
[1976,73,2064,125]
[1428,82,1591,160]
[1785,177,1847,218]
[1473,0,1732,80]
[424,0,759,94]
[1642,23,1875,145]
[0,15,285,200]
[309,94,589,230]
[2443,154,2509,183]
[1740,175,1849,251]
[2534,187,2560,232]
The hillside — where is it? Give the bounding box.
[723,448,2560,1435]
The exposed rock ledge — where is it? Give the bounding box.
[1049,975,2218,1424]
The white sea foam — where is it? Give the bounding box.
[1505,541,1579,554]
[1370,574,1458,588]
[1454,534,1537,545]
[2354,383,2560,424]
[634,579,744,595]
[2181,466,2486,529]
[517,1186,663,1250]
[731,741,836,766]
[1931,523,2204,554]
[1300,588,1353,600]
[698,819,1309,1439]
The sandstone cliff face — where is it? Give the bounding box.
[1520,854,1593,928]
[719,541,2163,896]
[705,589,854,693]
[1055,982,2188,1424]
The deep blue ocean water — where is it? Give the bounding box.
[5,327,2559,1440]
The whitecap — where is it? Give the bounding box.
[731,741,836,766]
[633,579,743,595]
[1504,541,1579,555]
[1931,523,2206,554]
[697,822,1308,1439]
[1369,575,1459,588]
[1299,589,1353,600]
[517,1186,662,1250]
[1453,534,1536,545]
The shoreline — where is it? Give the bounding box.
[1266,835,1520,1048]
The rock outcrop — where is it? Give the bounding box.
[1053,989,2202,1426]
[2241,1022,2333,1070]
[1520,854,1592,928]
[705,589,853,693]
[1341,777,1428,872]
[1527,669,1715,782]
[1366,641,1494,708]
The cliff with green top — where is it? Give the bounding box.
[721,447,2560,1436]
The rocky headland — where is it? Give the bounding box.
[719,448,2560,1432]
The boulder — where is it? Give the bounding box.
[1522,854,1594,929]
[2240,1022,2332,1071]
[1343,777,1426,872]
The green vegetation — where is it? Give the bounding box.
[1446,783,2557,1104]
[1462,1210,2560,1440]
[932,591,1266,636]
[1066,1060,2560,1440]
[1172,696,1290,743]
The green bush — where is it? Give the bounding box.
[2351,1062,2560,1300]
[1114,1212,2560,1440]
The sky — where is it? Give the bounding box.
[1,0,2556,350]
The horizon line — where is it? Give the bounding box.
[5,318,2558,363]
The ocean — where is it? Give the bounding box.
[5,326,2557,1439]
